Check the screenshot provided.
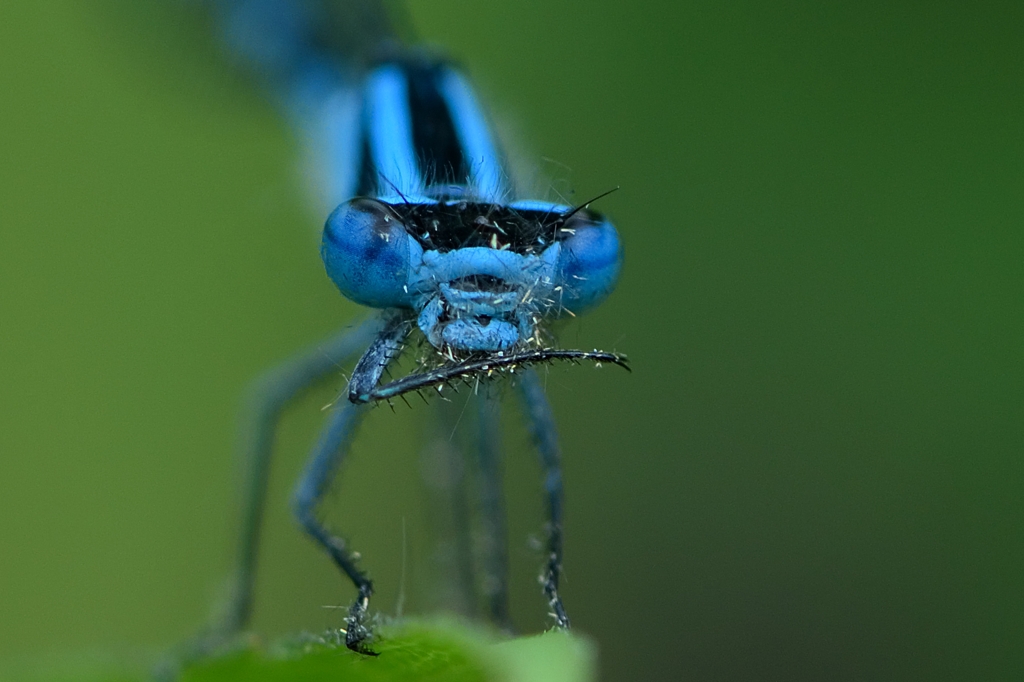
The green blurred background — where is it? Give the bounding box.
[1,2,1022,680]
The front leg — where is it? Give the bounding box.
[292,310,415,654]
[291,399,377,654]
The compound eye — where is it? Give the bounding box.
[555,211,623,314]
[321,198,414,309]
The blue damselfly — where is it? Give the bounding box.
[181,0,627,663]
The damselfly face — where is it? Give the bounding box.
[322,196,622,355]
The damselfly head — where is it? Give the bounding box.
[322,197,623,356]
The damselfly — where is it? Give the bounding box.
[189,0,627,660]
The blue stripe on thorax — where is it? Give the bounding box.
[364,65,424,197]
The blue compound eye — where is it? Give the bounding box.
[321,199,415,309]
[554,211,623,314]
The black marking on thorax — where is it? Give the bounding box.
[405,62,466,187]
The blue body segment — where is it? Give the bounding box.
[365,65,424,196]
[168,0,626,668]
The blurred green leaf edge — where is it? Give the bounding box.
[3,620,596,682]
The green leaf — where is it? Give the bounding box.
[181,621,595,682]
[3,621,595,682]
